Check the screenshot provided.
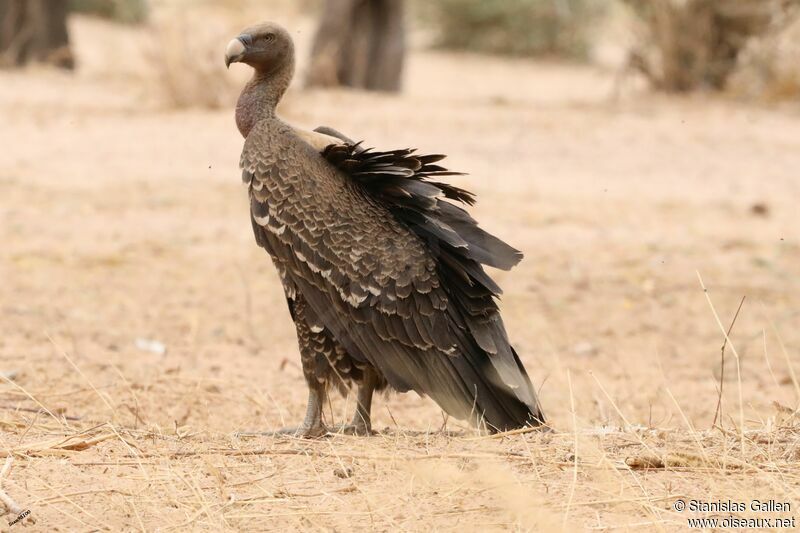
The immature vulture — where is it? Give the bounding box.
[226,23,545,436]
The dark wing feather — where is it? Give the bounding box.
[242,121,544,431]
[320,142,523,278]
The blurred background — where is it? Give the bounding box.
[4,0,800,104]
[2,1,800,529]
[1,0,799,438]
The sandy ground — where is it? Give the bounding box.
[1,12,800,532]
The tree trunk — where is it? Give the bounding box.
[307,0,405,92]
[0,0,73,69]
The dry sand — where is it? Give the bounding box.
[0,12,799,532]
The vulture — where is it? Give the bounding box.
[225,22,545,436]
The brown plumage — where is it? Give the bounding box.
[226,22,545,436]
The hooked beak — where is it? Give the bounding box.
[225,36,248,69]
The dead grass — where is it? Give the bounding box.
[1,380,798,530]
[1,5,800,532]
[622,0,797,92]
[141,0,315,109]
[144,7,245,109]
[731,9,800,101]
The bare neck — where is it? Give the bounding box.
[235,58,294,138]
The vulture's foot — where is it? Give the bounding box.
[241,383,330,438]
[271,423,330,438]
[329,421,373,436]
[238,423,330,439]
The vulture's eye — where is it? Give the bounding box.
[263,33,275,43]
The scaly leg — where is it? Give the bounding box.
[242,381,329,438]
[332,366,377,436]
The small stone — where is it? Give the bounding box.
[750,203,769,217]
[1,370,19,381]
[134,338,167,356]
[333,466,353,479]
[572,342,598,357]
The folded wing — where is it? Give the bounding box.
[243,123,544,431]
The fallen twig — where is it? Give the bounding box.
[2,430,116,458]
[625,451,754,471]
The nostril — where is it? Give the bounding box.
[238,34,253,46]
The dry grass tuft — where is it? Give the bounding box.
[730,8,800,101]
[622,0,798,92]
[70,0,149,25]
[141,0,310,109]
[425,0,606,60]
[144,9,244,110]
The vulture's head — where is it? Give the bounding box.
[225,22,293,72]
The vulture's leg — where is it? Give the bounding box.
[250,294,330,438]
[288,381,329,437]
[255,381,329,438]
[333,366,378,436]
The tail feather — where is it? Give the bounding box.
[442,311,545,431]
